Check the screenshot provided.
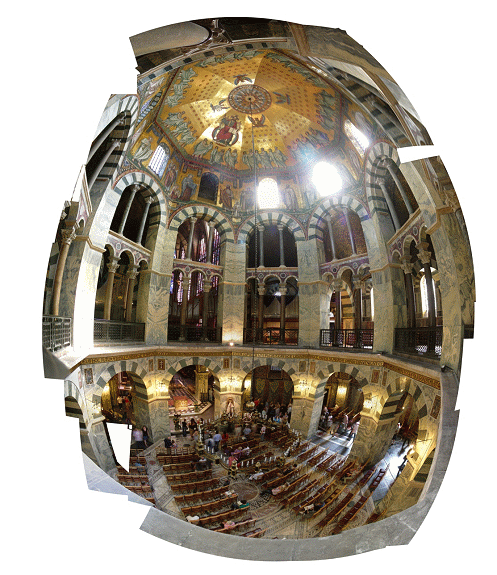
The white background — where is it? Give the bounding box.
[4,1,494,572]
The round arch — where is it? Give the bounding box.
[168,204,235,244]
[237,212,306,244]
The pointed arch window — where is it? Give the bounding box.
[420,271,437,318]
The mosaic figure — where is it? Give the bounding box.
[212,115,241,146]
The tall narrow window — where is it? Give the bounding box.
[257,178,280,209]
[420,272,437,318]
[149,144,169,177]
[370,287,374,321]
[344,119,369,155]
[212,228,221,265]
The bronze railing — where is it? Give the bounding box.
[394,327,442,358]
[243,328,299,345]
[320,329,374,349]
[94,320,145,343]
[42,315,72,352]
[167,324,222,343]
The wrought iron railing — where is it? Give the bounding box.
[42,316,72,352]
[94,320,145,343]
[243,327,299,345]
[320,329,374,349]
[167,324,222,343]
[394,327,443,358]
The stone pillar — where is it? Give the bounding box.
[87,139,120,190]
[279,285,287,343]
[277,224,285,267]
[332,279,342,331]
[206,221,216,263]
[383,158,414,215]
[417,242,436,327]
[219,242,247,344]
[117,184,139,235]
[343,208,357,255]
[326,216,336,260]
[51,226,77,316]
[136,196,153,245]
[88,417,117,473]
[88,114,124,162]
[125,266,138,322]
[377,177,401,230]
[202,280,212,340]
[400,256,416,328]
[186,217,197,260]
[103,256,120,320]
[257,224,265,267]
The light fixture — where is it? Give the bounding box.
[312,161,342,197]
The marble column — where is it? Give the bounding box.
[257,284,265,332]
[202,280,212,340]
[377,177,401,230]
[343,208,357,255]
[186,217,197,260]
[400,256,416,328]
[383,158,414,215]
[117,184,139,235]
[326,215,336,261]
[179,275,190,340]
[88,114,124,162]
[136,196,153,245]
[87,139,120,190]
[353,277,363,330]
[277,224,285,267]
[257,224,265,267]
[125,266,138,322]
[206,221,216,263]
[51,226,77,316]
[219,242,247,344]
[103,256,120,320]
[279,285,287,343]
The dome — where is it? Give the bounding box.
[131,49,378,186]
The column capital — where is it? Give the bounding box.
[399,255,414,275]
[279,285,288,296]
[107,256,120,274]
[208,220,216,228]
[61,226,77,245]
[257,223,265,231]
[257,284,266,296]
[127,266,139,280]
[277,223,285,231]
[331,278,343,291]
[144,195,153,205]
[416,242,432,265]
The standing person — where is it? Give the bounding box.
[213,429,222,452]
[189,418,197,438]
[132,427,145,450]
[142,426,150,447]
[182,419,188,437]
[349,418,359,441]
[287,403,292,423]
[260,424,266,441]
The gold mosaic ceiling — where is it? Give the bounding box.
[149,50,343,173]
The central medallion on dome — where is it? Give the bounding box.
[228,84,272,114]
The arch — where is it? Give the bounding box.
[363,141,401,220]
[307,193,370,240]
[168,204,234,244]
[237,212,306,244]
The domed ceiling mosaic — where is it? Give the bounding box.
[131,49,365,179]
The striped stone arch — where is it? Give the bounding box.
[94,95,139,147]
[64,379,88,421]
[314,362,370,396]
[379,378,431,431]
[113,170,168,229]
[363,141,400,218]
[93,360,150,403]
[164,356,224,379]
[238,356,298,380]
[236,212,306,244]
[168,204,235,244]
[307,194,369,241]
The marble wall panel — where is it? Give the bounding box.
[147,398,170,441]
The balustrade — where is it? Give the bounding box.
[94,320,145,344]
[394,327,442,357]
[320,329,373,349]
[42,316,72,352]
[243,327,298,345]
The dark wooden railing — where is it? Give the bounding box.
[167,325,222,343]
[320,329,374,349]
[43,316,72,352]
[243,328,298,345]
[394,326,442,358]
[94,320,145,344]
